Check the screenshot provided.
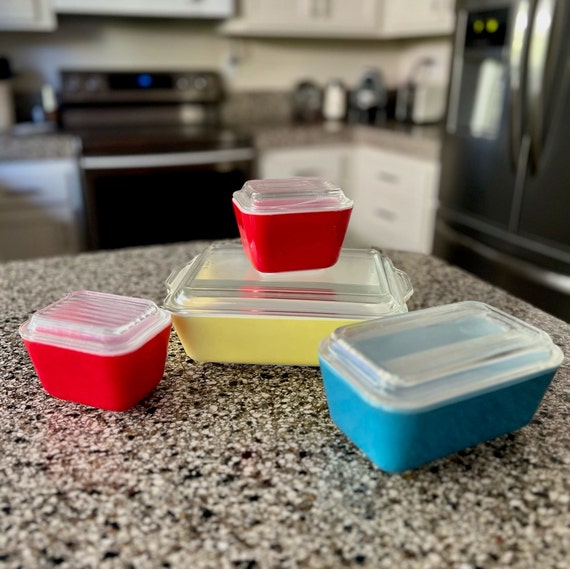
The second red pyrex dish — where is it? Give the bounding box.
[232,177,353,273]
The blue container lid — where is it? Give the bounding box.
[319,301,564,411]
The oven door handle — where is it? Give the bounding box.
[80,148,255,170]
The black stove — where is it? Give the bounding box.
[59,69,255,251]
[69,124,253,157]
[58,69,252,154]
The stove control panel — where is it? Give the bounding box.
[60,70,225,104]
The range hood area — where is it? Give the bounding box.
[53,0,234,19]
[0,0,234,31]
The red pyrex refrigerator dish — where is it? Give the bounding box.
[19,290,172,412]
[232,177,353,273]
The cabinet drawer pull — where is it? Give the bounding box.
[293,169,321,177]
[377,171,399,184]
[1,186,42,198]
[375,207,397,221]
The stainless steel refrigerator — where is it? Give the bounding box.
[434,0,570,321]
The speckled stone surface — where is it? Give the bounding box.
[1,240,568,569]
[0,122,440,162]
[248,122,441,161]
[0,132,80,161]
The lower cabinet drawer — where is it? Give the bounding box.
[0,205,80,261]
[349,193,437,253]
[0,161,74,208]
[346,146,440,253]
[0,159,83,260]
[258,146,350,187]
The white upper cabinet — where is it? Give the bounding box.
[226,0,379,36]
[0,0,56,31]
[221,0,455,38]
[0,0,234,31]
[54,0,234,19]
[380,0,455,38]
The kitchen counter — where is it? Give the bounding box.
[1,240,568,569]
[248,121,442,161]
[0,120,442,163]
[0,130,80,160]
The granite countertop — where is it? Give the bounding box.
[0,90,443,162]
[0,120,442,163]
[248,121,442,161]
[0,131,81,161]
[1,240,568,569]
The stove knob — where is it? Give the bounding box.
[193,75,210,91]
[64,74,82,93]
[176,76,190,91]
[85,74,103,92]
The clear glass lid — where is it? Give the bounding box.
[232,177,353,214]
[319,301,564,409]
[19,290,171,355]
[163,243,413,319]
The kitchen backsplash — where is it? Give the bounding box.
[0,16,451,94]
[221,90,292,126]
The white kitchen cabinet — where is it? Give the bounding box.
[0,0,56,31]
[221,0,454,38]
[258,145,351,188]
[345,145,440,253]
[379,0,455,38]
[258,141,440,254]
[227,0,378,36]
[0,159,84,261]
[54,0,234,19]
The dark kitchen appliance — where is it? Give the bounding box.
[58,69,254,251]
[291,80,323,124]
[348,68,387,126]
[434,0,570,321]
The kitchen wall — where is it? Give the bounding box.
[0,16,451,95]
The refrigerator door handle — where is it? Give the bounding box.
[508,0,532,169]
[527,0,558,171]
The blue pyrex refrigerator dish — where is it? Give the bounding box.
[318,301,564,473]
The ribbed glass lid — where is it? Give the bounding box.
[163,243,413,319]
[232,177,353,214]
[320,301,563,409]
[19,290,171,355]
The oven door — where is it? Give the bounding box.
[80,147,255,250]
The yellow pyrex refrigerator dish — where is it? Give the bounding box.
[163,242,414,366]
